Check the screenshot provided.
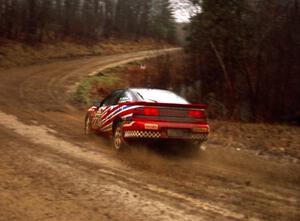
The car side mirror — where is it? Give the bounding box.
[94,101,102,108]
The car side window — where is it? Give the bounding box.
[107,90,124,105]
[102,94,113,107]
[118,91,133,103]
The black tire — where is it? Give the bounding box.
[84,115,93,135]
[113,122,127,151]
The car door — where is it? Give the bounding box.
[90,94,112,130]
[98,90,124,132]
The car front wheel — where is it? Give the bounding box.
[84,115,93,135]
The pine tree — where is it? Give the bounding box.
[150,0,176,42]
[0,0,177,43]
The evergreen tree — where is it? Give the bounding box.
[186,0,300,121]
[0,0,177,43]
[151,0,177,42]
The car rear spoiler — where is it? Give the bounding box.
[126,101,208,109]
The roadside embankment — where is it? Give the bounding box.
[73,54,300,162]
[0,38,171,69]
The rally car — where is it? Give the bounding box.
[85,88,209,150]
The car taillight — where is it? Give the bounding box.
[143,107,159,116]
[188,110,205,118]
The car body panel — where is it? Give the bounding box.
[86,89,209,142]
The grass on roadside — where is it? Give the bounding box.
[72,68,126,106]
[72,55,300,161]
[208,120,300,160]
[71,60,149,106]
[0,38,171,69]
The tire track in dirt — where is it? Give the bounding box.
[0,49,299,221]
[1,110,299,221]
[0,110,251,220]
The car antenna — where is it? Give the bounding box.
[146,74,151,88]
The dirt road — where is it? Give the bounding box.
[0,50,299,221]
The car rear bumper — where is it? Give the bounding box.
[122,120,209,141]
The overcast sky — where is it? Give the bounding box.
[171,0,197,22]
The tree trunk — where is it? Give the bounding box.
[208,38,234,95]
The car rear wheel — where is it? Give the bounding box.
[84,115,93,135]
[113,122,127,151]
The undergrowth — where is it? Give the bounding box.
[72,67,126,105]
[72,54,300,160]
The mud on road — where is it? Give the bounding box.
[0,50,299,221]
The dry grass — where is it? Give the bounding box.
[72,60,159,105]
[208,120,300,159]
[0,38,170,69]
[74,53,300,160]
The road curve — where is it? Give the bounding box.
[0,49,299,221]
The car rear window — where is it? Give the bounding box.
[131,89,189,104]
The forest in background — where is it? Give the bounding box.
[1,0,299,124]
[174,0,299,123]
[0,0,177,43]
